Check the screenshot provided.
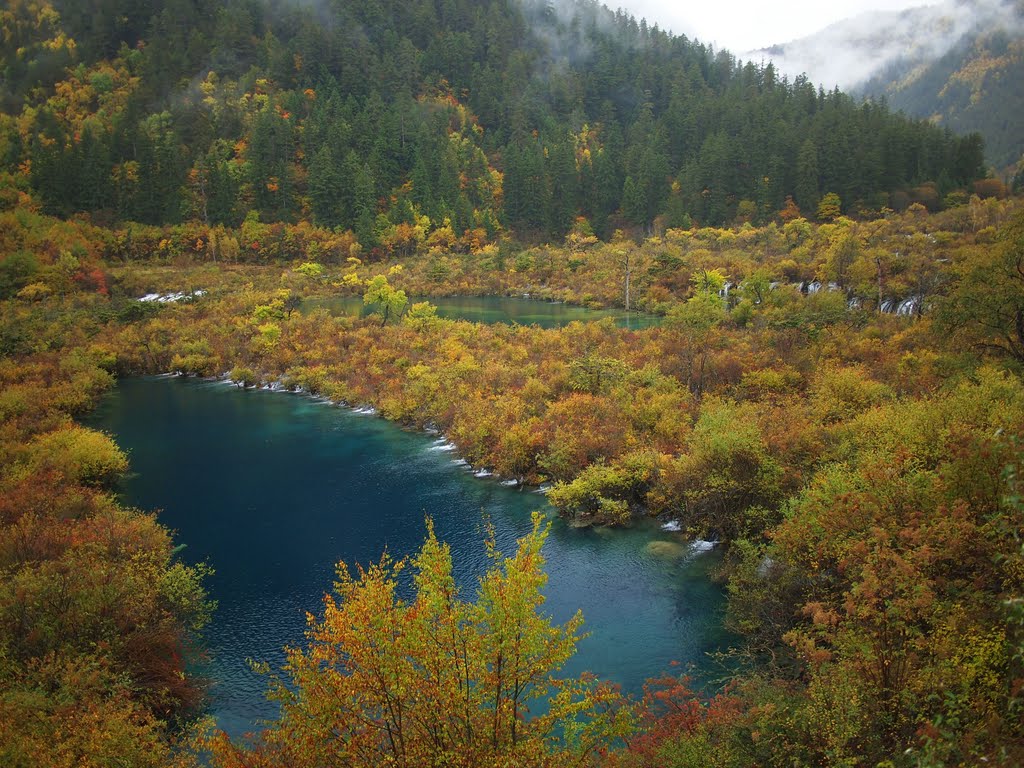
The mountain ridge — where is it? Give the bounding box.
[0,0,990,242]
[755,0,1023,171]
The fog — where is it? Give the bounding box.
[748,0,1024,89]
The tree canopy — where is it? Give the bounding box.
[204,515,636,768]
[0,0,988,242]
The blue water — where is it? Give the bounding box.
[87,377,728,737]
[303,295,662,329]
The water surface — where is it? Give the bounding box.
[304,295,661,329]
[87,377,727,736]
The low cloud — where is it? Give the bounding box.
[749,0,1024,90]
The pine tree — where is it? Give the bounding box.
[795,138,820,216]
[308,145,344,228]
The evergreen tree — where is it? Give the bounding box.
[308,145,344,229]
[135,112,185,224]
[796,138,820,216]
[249,104,294,221]
[6,0,990,233]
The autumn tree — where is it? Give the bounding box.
[756,372,1024,764]
[777,195,802,223]
[362,274,408,326]
[0,340,214,767]
[667,398,782,540]
[664,280,726,398]
[821,222,858,290]
[816,192,842,222]
[205,515,635,767]
[939,210,1024,364]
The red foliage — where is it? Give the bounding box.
[72,265,109,295]
[622,675,744,765]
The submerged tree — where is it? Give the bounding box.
[205,514,635,767]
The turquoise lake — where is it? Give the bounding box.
[303,294,662,329]
[87,377,728,737]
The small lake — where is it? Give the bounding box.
[303,295,662,329]
[87,377,728,737]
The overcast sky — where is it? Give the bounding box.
[614,0,930,53]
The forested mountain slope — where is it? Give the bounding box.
[0,0,986,242]
[758,0,1023,173]
[2,3,1022,765]
[862,24,1024,174]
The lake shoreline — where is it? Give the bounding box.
[175,369,706,536]
[87,375,734,737]
[300,293,663,330]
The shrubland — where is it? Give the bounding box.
[3,0,1021,762]
[1,196,1022,764]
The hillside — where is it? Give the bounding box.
[862,23,1024,173]
[0,0,987,243]
[757,0,1024,172]
[4,1,1024,767]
